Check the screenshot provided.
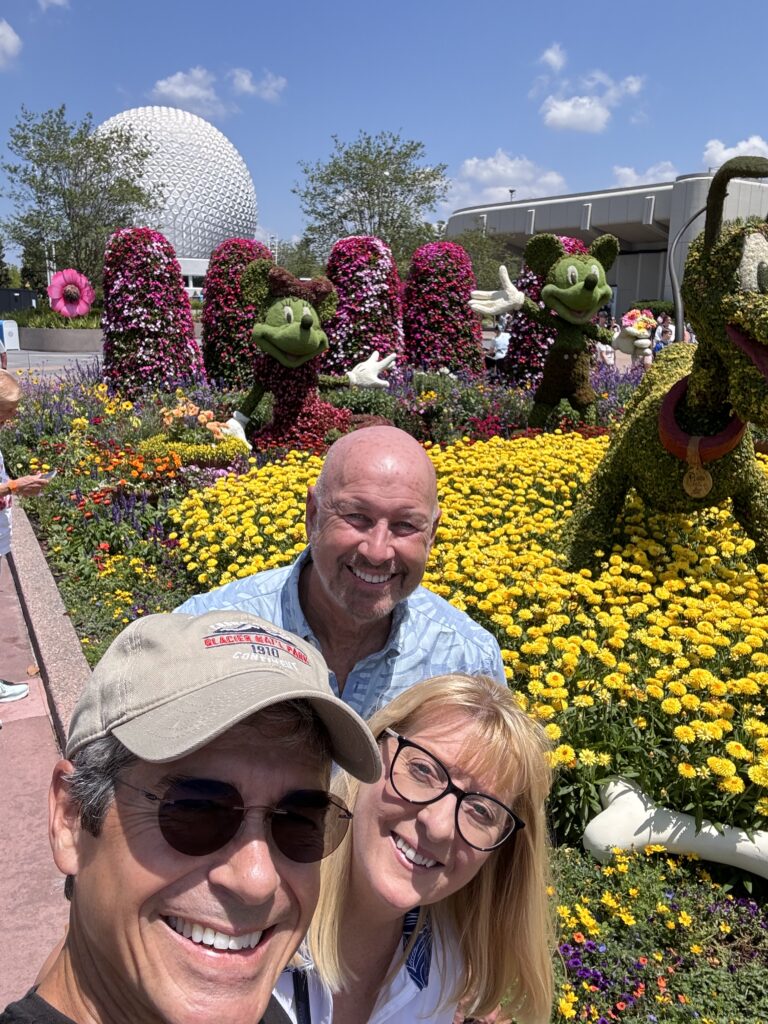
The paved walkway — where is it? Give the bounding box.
[0,553,69,1003]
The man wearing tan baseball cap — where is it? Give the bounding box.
[1,612,379,1024]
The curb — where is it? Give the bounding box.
[8,506,91,746]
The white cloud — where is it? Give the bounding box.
[38,0,68,8]
[540,42,566,73]
[0,20,22,69]
[446,149,566,211]
[703,135,768,169]
[539,68,644,133]
[541,95,610,133]
[613,161,678,187]
[229,68,287,102]
[151,66,227,117]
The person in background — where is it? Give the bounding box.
[177,426,505,718]
[0,370,50,702]
[484,325,510,376]
[274,673,554,1024]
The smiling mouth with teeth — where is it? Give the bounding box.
[392,833,440,869]
[349,565,396,585]
[165,915,264,952]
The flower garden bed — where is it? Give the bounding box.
[3,360,768,1021]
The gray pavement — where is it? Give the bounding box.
[6,348,101,377]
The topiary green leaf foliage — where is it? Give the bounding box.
[518,233,618,428]
[564,156,768,568]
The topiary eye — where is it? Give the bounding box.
[758,262,768,294]
[283,305,294,323]
[567,265,578,285]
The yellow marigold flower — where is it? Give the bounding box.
[747,764,768,786]
[674,725,696,744]
[678,763,696,779]
[661,697,682,715]
[577,749,598,767]
[718,776,745,794]
[544,723,562,741]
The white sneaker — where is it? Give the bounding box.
[0,680,29,703]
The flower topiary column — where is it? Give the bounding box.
[403,241,483,376]
[323,235,404,373]
[201,237,273,387]
[102,227,206,397]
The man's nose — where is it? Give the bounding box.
[358,521,395,564]
[206,828,283,906]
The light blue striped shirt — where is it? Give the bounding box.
[176,548,505,718]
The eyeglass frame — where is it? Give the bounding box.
[379,728,525,851]
[114,777,353,863]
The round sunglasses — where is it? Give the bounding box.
[116,777,352,863]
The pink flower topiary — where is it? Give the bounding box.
[201,237,273,387]
[101,227,206,397]
[403,242,483,376]
[324,236,404,373]
[47,269,95,318]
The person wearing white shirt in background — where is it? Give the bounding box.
[484,326,510,375]
[653,314,675,344]
[274,673,554,1024]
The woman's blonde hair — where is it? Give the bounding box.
[308,674,554,1023]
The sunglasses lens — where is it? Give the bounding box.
[159,779,243,857]
[271,789,351,864]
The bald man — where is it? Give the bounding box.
[177,427,504,717]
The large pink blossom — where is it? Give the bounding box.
[47,268,95,318]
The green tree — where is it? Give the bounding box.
[274,235,325,278]
[0,237,10,288]
[1,105,162,289]
[451,228,522,291]
[293,131,449,267]
[19,236,47,293]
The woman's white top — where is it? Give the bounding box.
[0,449,12,556]
[273,912,462,1024]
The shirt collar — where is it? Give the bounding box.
[285,547,411,658]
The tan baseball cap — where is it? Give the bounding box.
[66,612,381,783]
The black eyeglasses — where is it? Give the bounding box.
[381,729,524,851]
[115,777,352,863]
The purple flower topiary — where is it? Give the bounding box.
[102,227,206,397]
[201,237,273,387]
[402,242,483,376]
[323,235,404,373]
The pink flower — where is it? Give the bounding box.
[48,269,95,318]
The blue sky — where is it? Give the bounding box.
[0,0,767,251]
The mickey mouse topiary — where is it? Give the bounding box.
[471,233,619,427]
[564,156,768,566]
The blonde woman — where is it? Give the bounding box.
[274,674,554,1024]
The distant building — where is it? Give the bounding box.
[446,173,768,311]
[98,106,259,294]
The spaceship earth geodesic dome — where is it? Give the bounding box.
[98,106,258,259]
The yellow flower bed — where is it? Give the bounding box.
[168,435,768,837]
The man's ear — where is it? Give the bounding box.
[305,485,318,540]
[428,506,441,547]
[49,760,84,878]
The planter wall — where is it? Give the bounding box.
[19,327,103,353]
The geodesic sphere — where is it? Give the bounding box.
[98,105,258,260]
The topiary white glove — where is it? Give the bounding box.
[347,351,397,389]
[222,411,252,450]
[469,265,525,316]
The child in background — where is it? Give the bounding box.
[0,370,50,702]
